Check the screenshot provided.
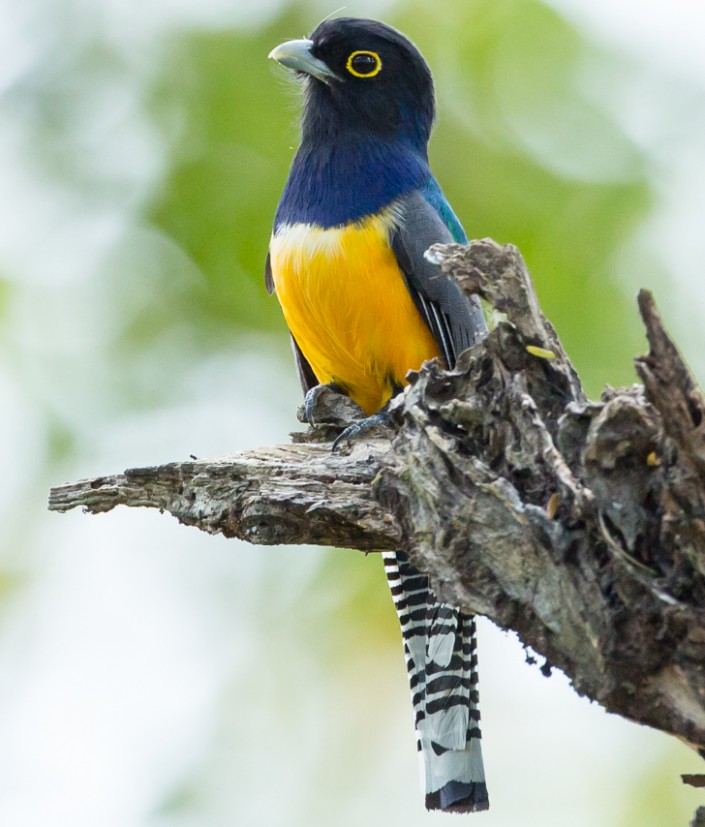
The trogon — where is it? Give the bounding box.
[267,17,489,813]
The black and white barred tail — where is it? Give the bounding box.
[383,550,489,813]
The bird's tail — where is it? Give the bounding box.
[383,551,489,813]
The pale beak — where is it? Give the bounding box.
[268,39,340,84]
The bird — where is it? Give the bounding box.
[267,17,489,813]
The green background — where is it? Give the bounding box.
[1,0,703,824]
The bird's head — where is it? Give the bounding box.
[269,18,435,151]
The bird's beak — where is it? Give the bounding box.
[268,39,339,84]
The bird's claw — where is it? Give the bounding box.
[303,384,333,426]
[331,410,391,452]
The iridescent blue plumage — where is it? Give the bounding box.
[274,137,431,229]
[275,139,468,244]
[421,176,468,243]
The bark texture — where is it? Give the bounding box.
[49,240,705,764]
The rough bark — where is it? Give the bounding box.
[49,239,705,767]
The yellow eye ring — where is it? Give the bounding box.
[346,50,382,78]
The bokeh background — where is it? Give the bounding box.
[1,0,704,824]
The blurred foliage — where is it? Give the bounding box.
[618,744,705,827]
[1,0,699,825]
[147,10,313,336]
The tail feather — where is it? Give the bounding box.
[383,551,489,813]
[423,602,471,749]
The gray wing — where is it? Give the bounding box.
[392,190,486,369]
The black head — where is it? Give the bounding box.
[270,18,435,150]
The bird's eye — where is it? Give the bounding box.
[346,50,382,78]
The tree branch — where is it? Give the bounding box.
[49,443,400,549]
[49,239,705,764]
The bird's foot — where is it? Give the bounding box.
[332,409,392,453]
[296,384,394,451]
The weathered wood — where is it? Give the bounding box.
[49,444,400,550]
[49,239,705,769]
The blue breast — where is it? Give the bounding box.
[275,136,432,229]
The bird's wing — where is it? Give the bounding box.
[265,250,275,295]
[391,188,486,369]
[266,251,318,393]
[290,333,318,394]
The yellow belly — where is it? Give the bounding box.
[269,210,440,415]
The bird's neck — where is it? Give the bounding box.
[275,134,431,229]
